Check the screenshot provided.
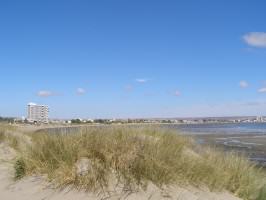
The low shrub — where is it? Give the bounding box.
[14,158,26,180]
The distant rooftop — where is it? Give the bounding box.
[28,103,48,107]
[28,102,37,106]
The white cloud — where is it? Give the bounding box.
[258,87,266,93]
[239,81,249,88]
[174,90,181,96]
[136,79,149,83]
[77,88,86,95]
[243,32,266,48]
[37,90,55,97]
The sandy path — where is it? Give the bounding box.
[0,143,242,200]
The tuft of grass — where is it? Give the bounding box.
[14,158,26,180]
[256,185,266,200]
[0,130,6,142]
[14,126,266,200]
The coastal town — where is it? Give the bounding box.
[1,103,265,125]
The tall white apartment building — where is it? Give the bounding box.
[27,103,49,123]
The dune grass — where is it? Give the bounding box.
[7,126,266,200]
[0,124,12,142]
[0,130,6,142]
[0,124,20,150]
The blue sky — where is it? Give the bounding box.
[0,0,266,119]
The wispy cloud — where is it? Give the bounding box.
[241,101,266,106]
[243,32,266,48]
[37,90,57,97]
[77,88,86,95]
[173,90,181,97]
[124,85,133,92]
[239,80,249,88]
[136,78,149,83]
[258,87,266,93]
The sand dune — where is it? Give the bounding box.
[0,142,242,200]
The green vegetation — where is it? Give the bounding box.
[0,117,14,123]
[1,124,266,199]
[70,119,83,124]
[14,158,26,180]
[0,129,6,142]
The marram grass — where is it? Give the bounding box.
[1,125,266,200]
[0,124,20,150]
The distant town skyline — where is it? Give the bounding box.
[0,1,266,119]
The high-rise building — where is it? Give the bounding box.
[27,103,49,123]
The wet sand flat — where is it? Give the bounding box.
[191,133,266,166]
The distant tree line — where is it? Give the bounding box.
[70,119,117,124]
[70,119,93,124]
[70,119,82,124]
[0,117,15,123]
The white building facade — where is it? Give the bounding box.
[27,103,49,123]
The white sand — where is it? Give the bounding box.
[0,142,242,200]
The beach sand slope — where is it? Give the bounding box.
[0,143,242,200]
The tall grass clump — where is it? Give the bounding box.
[18,126,266,200]
[14,158,26,180]
[0,130,6,142]
[0,124,21,150]
[0,124,13,142]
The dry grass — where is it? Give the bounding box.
[21,127,190,189]
[0,129,6,142]
[3,125,266,200]
[0,124,19,149]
